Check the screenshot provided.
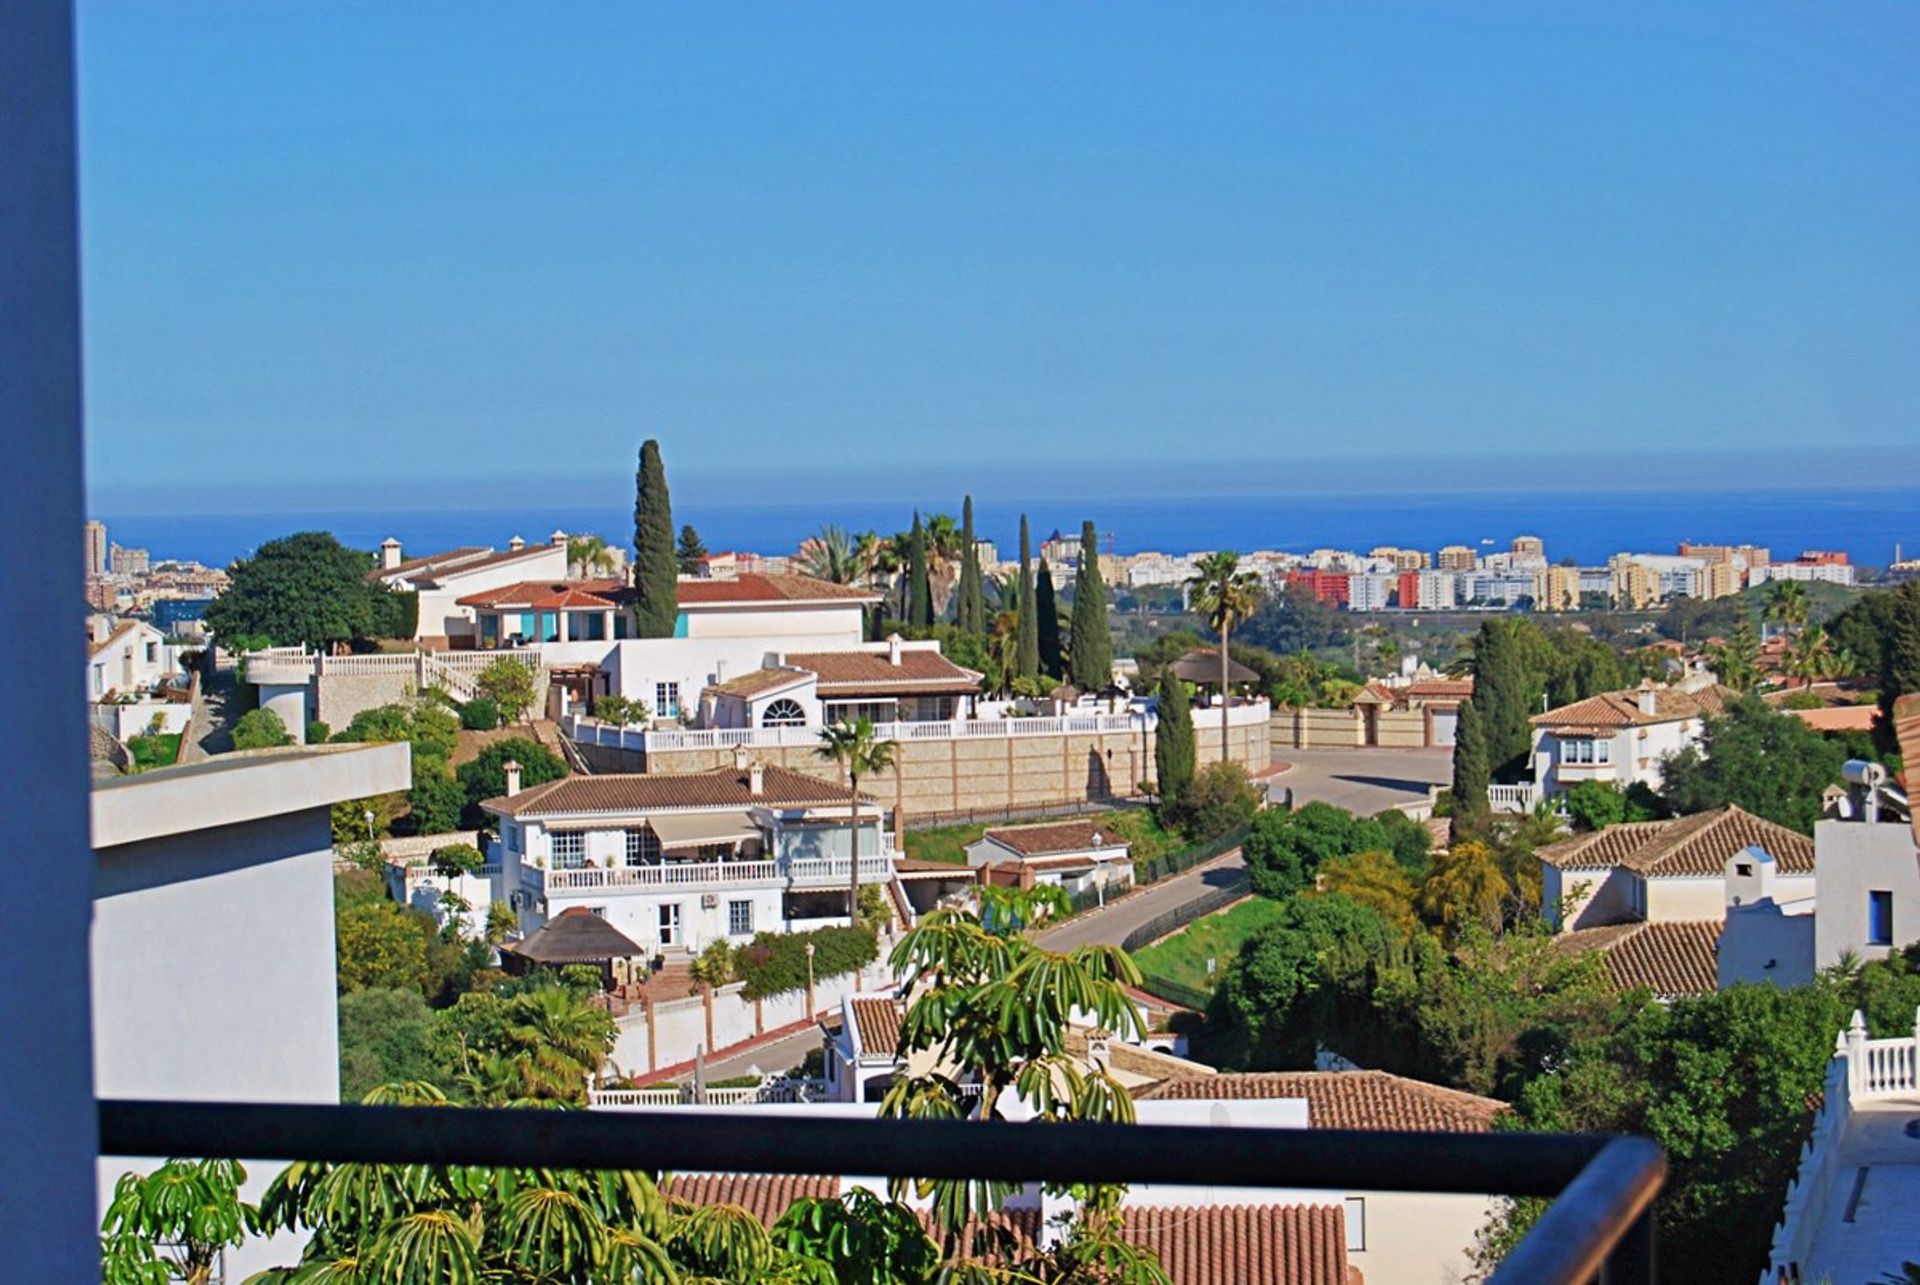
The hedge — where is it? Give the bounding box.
[734,925,878,1000]
[1133,825,1249,886]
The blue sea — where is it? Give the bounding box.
[99,489,1920,572]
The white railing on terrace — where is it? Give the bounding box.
[240,648,540,690]
[1761,1008,1920,1284]
[1487,782,1539,814]
[591,1078,832,1108]
[527,852,894,895]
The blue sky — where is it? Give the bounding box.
[78,3,1920,512]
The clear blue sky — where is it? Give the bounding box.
[78,2,1920,513]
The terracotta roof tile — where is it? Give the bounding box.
[1118,1204,1356,1285]
[367,546,491,583]
[849,996,903,1057]
[1135,1070,1504,1133]
[455,578,630,609]
[1897,694,1920,847]
[785,648,982,696]
[676,573,879,605]
[483,764,874,817]
[662,1174,839,1226]
[981,819,1132,858]
[1556,920,1721,998]
[1536,805,1812,877]
[407,542,563,587]
[706,667,814,699]
[1531,683,1738,733]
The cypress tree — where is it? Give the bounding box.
[1450,698,1492,839]
[957,496,984,637]
[1155,670,1196,805]
[632,439,678,638]
[1035,560,1063,680]
[1068,519,1112,691]
[1469,618,1538,777]
[907,512,934,630]
[1015,515,1039,682]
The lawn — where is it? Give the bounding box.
[127,732,183,772]
[900,808,1180,867]
[1129,896,1284,996]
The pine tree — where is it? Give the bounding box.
[907,512,934,630]
[1068,519,1111,691]
[957,496,984,637]
[1877,583,1920,739]
[632,439,678,638]
[675,524,707,575]
[1449,699,1492,840]
[1015,515,1039,682]
[1035,560,1063,680]
[1155,670,1196,806]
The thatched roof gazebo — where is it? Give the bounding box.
[501,907,646,987]
[1168,647,1258,688]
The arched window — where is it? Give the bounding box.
[761,698,807,728]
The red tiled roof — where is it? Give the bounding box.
[456,578,629,609]
[1556,920,1721,998]
[980,819,1132,858]
[483,764,875,818]
[407,542,564,587]
[1896,694,1920,848]
[1136,1070,1505,1132]
[849,996,903,1057]
[676,574,879,606]
[1787,705,1877,732]
[1404,679,1473,701]
[1536,805,1813,877]
[1531,683,1737,733]
[1119,1204,1357,1285]
[784,648,982,696]
[367,546,491,583]
[662,1174,839,1226]
[706,667,814,699]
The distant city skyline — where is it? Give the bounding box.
[78,3,1920,509]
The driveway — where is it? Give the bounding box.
[1263,746,1451,815]
[1036,850,1247,951]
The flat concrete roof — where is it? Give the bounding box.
[92,743,412,850]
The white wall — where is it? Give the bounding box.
[415,543,569,641]
[605,636,842,711]
[684,602,865,641]
[1814,818,1920,970]
[1720,899,1816,989]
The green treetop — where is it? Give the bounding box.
[1069,519,1113,691]
[1015,515,1039,681]
[632,439,678,638]
[907,511,934,629]
[1154,670,1196,807]
[956,495,985,637]
[676,523,707,574]
[1449,698,1492,838]
[1035,558,1063,680]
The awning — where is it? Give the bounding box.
[648,811,762,849]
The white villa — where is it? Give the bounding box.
[371,534,570,647]
[964,818,1135,897]
[86,616,176,701]
[483,753,895,956]
[1502,676,1737,810]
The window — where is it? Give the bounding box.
[586,905,607,918]
[1869,890,1894,946]
[550,833,585,869]
[1343,1197,1366,1252]
[728,900,754,935]
[1735,862,1753,877]
[1595,739,1611,764]
[655,682,681,718]
[761,698,806,728]
[625,828,660,865]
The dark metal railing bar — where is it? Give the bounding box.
[1486,1137,1665,1285]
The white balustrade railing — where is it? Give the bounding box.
[1487,783,1539,814]
[240,648,541,691]
[526,850,894,896]
[590,1078,832,1108]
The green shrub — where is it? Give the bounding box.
[1164,761,1261,842]
[734,926,877,1000]
[304,719,331,744]
[456,738,568,828]
[408,761,465,834]
[231,707,293,750]
[430,842,485,878]
[690,939,737,989]
[460,696,501,731]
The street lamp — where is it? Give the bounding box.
[363,808,376,844]
[804,941,816,993]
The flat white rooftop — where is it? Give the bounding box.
[1802,1096,1920,1285]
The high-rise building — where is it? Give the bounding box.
[1533,566,1580,612]
[84,520,108,577]
[110,544,151,577]
[1436,545,1479,572]
[1609,557,1659,610]
[1369,546,1429,572]
[1510,535,1546,560]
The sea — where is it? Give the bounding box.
[98,488,1920,572]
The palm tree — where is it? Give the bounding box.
[815,718,897,933]
[1767,579,1809,633]
[1419,840,1508,942]
[1186,551,1264,760]
[923,512,963,616]
[801,524,858,584]
[1784,623,1851,691]
[566,534,616,578]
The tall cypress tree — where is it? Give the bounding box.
[1450,698,1492,839]
[1035,560,1063,680]
[1468,618,1538,777]
[1068,519,1112,691]
[632,439,678,638]
[1155,670,1196,805]
[907,512,934,629]
[1015,515,1039,682]
[957,496,984,637]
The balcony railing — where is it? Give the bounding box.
[525,853,896,896]
[99,1100,1665,1284]
[1488,782,1540,813]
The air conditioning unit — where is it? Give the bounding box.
[700,893,719,909]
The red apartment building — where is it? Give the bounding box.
[1287,568,1351,607]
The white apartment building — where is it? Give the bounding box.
[486,756,894,956]
[1346,572,1395,612]
[1753,561,1857,587]
[1403,571,1456,611]
[1457,572,1536,607]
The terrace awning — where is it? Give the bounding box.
[648,811,761,849]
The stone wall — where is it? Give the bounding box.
[1270,707,1432,750]
[575,719,1269,826]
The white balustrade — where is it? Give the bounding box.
[1487,783,1539,814]
[526,851,892,896]
[590,1078,831,1108]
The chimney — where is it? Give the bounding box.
[748,762,765,796]
[733,743,749,772]
[551,528,568,547]
[888,633,903,666]
[714,658,727,684]
[503,759,522,796]
[380,537,403,570]
[509,535,525,551]
[1637,681,1659,718]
